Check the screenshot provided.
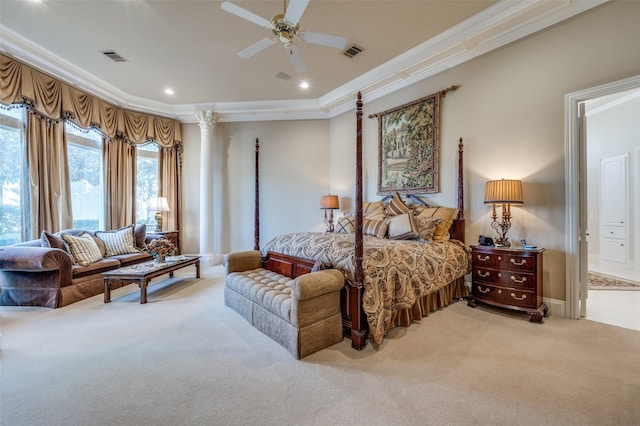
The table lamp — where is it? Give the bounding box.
[484,179,523,247]
[148,196,171,232]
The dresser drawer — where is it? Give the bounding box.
[473,282,537,309]
[473,267,536,290]
[472,250,535,272]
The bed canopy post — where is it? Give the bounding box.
[254,138,260,251]
[455,137,465,243]
[354,92,364,287]
[343,91,368,350]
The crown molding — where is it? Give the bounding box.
[0,0,607,123]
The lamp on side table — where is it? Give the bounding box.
[147,197,171,232]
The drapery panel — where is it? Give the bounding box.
[1,53,183,236]
[26,111,73,238]
[159,145,183,248]
[103,138,137,230]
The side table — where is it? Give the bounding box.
[467,245,548,323]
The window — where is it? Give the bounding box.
[66,124,103,231]
[0,107,25,245]
[136,143,159,225]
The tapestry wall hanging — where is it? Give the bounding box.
[373,87,457,195]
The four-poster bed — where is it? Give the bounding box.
[254,92,469,349]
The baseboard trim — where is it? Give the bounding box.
[544,297,565,318]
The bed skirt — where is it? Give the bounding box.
[384,277,468,335]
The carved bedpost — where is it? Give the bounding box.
[254,138,260,251]
[355,93,364,287]
[345,91,367,350]
[455,137,465,243]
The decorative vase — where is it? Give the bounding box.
[155,254,166,264]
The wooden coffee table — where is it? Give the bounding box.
[103,256,200,304]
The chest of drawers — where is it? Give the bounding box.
[467,245,548,323]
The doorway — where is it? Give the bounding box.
[565,75,640,325]
[583,100,640,331]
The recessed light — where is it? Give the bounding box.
[299,81,309,89]
[164,88,175,95]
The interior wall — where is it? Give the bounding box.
[181,119,331,255]
[586,96,640,262]
[329,0,640,302]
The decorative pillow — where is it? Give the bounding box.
[414,216,444,241]
[95,224,140,257]
[387,212,420,240]
[385,192,411,217]
[134,224,147,249]
[335,216,356,234]
[92,236,107,257]
[362,201,385,220]
[40,230,75,263]
[417,207,459,241]
[40,230,68,251]
[363,218,388,238]
[62,232,103,266]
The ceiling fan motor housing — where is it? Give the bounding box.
[271,14,299,45]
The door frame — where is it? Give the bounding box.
[564,74,640,319]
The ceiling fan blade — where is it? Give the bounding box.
[284,0,310,26]
[299,31,347,49]
[238,38,276,59]
[221,1,272,28]
[286,44,307,74]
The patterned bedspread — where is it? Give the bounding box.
[262,232,471,346]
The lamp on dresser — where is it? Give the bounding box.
[320,194,339,233]
[147,196,171,232]
[484,179,523,248]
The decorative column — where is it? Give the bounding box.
[196,111,222,265]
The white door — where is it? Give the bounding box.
[600,154,628,263]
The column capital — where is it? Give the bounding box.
[196,110,218,134]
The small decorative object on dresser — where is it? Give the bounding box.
[467,245,548,323]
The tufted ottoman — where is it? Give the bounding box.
[224,250,344,359]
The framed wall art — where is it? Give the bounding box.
[374,91,445,195]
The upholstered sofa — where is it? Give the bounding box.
[224,250,344,359]
[0,224,152,308]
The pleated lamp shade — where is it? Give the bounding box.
[484,179,523,205]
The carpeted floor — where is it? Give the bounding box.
[588,271,640,290]
[1,265,639,426]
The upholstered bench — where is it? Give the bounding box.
[224,250,344,359]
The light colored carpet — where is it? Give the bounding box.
[1,265,639,426]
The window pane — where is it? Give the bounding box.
[136,143,159,225]
[66,124,103,231]
[0,107,24,245]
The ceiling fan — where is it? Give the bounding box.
[220,0,348,75]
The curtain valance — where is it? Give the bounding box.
[0,53,181,147]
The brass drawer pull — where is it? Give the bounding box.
[477,255,490,262]
[510,276,527,284]
[510,293,527,301]
[478,271,490,278]
[510,258,527,266]
[478,287,491,294]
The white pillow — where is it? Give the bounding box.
[387,212,420,240]
[95,225,139,257]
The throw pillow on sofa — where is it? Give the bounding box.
[40,230,76,263]
[62,232,103,266]
[95,224,140,257]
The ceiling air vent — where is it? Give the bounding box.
[101,50,127,62]
[342,44,364,58]
[275,71,293,81]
